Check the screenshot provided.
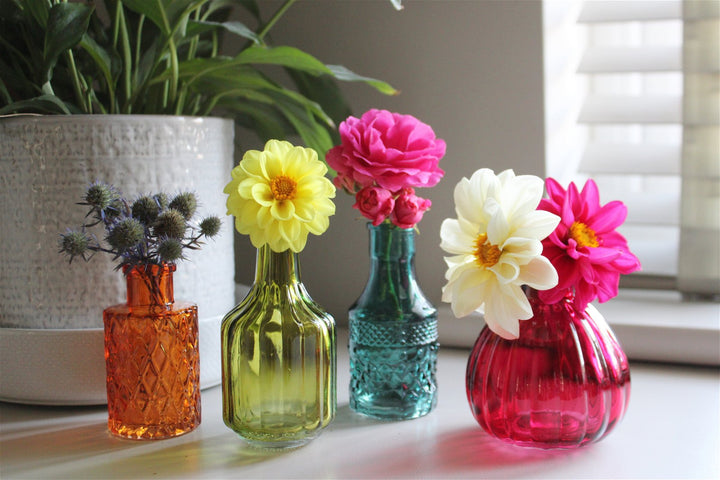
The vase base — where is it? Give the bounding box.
[108,421,199,441]
[239,435,318,450]
[350,397,436,421]
[481,411,604,450]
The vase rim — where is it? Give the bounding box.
[0,114,232,125]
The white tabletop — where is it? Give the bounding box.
[1,330,718,480]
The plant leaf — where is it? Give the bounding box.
[18,0,49,28]
[43,2,94,82]
[327,64,399,96]
[236,46,332,76]
[267,91,334,156]
[287,69,352,128]
[190,19,260,44]
[79,34,121,111]
[0,94,72,114]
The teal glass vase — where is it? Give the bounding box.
[221,245,336,448]
[349,223,438,420]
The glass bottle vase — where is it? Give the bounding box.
[221,245,336,449]
[466,288,630,449]
[349,223,438,420]
[103,264,201,440]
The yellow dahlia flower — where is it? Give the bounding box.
[224,140,336,253]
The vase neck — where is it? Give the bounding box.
[124,264,175,307]
[369,222,416,267]
[253,244,302,287]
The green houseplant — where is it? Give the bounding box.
[0,0,398,406]
[0,0,397,154]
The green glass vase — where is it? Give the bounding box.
[349,223,438,420]
[221,245,336,449]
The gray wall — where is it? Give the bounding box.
[231,0,546,324]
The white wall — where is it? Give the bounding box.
[231,0,546,324]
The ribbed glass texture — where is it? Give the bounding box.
[466,289,630,449]
[221,245,336,449]
[349,223,438,420]
[103,264,200,440]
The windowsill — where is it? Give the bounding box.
[438,289,720,366]
[1,329,718,479]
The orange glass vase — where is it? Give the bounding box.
[103,264,201,440]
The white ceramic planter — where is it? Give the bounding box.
[0,115,236,404]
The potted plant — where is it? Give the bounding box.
[0,0,397,405]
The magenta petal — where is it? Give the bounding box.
[589,201,627,234]
[611,251,642,273]
[580,179,601,217]
[587,246,623,264]
[544,177,566,205]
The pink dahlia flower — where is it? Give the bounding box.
[390,188,432,229]
[538,178,641,310]
[326,109,446,194]
[353,186,395,226]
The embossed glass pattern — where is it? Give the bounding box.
[103,264,201,440]
[349,223,438,420]
[221,246,336,449]
[466,288,631,449]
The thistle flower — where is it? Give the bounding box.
[169,192,198,221]
[131,196,161,225]
[157,238,184,263]
[154,209,187,239]
[199,216,222,237]
[106,218,144,251]
[84,182,119,210]
[58,229,93,262]
[59,182,220,269]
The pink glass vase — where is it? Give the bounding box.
[466,288,630,449]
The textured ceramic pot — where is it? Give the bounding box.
[0,115,235,403]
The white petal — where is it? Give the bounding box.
[489,259,519,285]
[483,284,532,339]
[440,218,476,255]
[511,210,561,241]
[454,177,483,225]
[501,174,544,218]
[517,256,559,290]
[446,268,493,318]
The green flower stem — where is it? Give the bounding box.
[257,0,297,43]
[64,50,89,112]
[116,5,133,113]
[157,5,179,109]
[386,225,401,314]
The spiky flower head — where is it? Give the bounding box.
[154,209,187,239]
[199,216,222,237]
[106,218,144,251]
[154,192,169,209]
[169,192,197,221]
[131,196,160,225]
[157,237,184,263]
[84,182,119,210]
[59,230,92,261]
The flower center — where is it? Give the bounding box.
[570,221,599,248]
[270,175,297,201]
[473,233,502,268]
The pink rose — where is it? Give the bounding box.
[326,109,446,193]
[353,186,395,226]
[391,188,432,229]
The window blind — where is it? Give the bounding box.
[545,0,719,296]
[576,0,684,285]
